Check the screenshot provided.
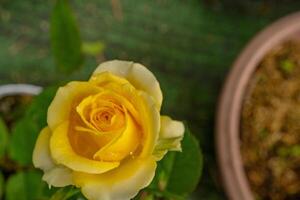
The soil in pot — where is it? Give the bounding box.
[0,94,34,176]
[0,95,33,129]
[241,41,300,200]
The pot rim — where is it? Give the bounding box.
[216,12,300,200]
[0,84,42,98]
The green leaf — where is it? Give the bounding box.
[0,117,9,159]
[8,118,40,166]
[51,0,84,73]
[0,171,4,198]
[69,192,87,200]
[50,186,80,200]
[166,129,203,195]
[8,87,57,166]
[25,86,57,127]
[82,41,105,56]
[150,128,203,198]
[5,170,48,200]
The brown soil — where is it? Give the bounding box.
[0,94,33,176]
[241,41,300,200]
[0,94,33,129]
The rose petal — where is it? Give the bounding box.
[50,121,120,174]
[73,157,156,200]
[42,167,73,187]
[93,110,140,162]
[76,89,138,133]
[160,116,184,139]
[89,72,140,123]
[92,60,163,109]
[137,91,160,157]
[33,127,74,187]
[32,127,55,171]
[153,116,184,160]
[48,81,101,130]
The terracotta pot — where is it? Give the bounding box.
[216,12,300,200]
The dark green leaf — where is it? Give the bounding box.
[150,128,203,198]
[0,117,9,159]
[166,129,203,196]
[5,170,48,200]
[0,171,4,198]
[50,186,80,200]
[25,86,57,127]
[8,118,40,166]
[8,87,57,166]
[51,0,84,73]
[69,192,87,200]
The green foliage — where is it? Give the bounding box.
[0,87,60,199]
[25,86,58,127]
[51,0,84,73]
[166,129,203,196]
[8,87,57,166]
[8,118,40,166]
[69,192,87,200]
[0,117,9,159]
[2,0,300,199]
[0,171,4,199]
[5,170,48,200]
[50,186,80,200]
[82,41,105,57]
[149,128,203,199]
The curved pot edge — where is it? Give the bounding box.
[216,11,300,200]
[0,84,42,97]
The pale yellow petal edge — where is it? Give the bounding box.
[33,127,73,187]
[74,157,157,200]
[92,60,163,110]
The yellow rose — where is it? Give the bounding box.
[33,60,184,200]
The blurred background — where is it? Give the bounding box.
[1,0,300,199]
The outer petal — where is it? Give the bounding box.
[50,121,120,174]
[92,60,163,109]
[153,116,185,161]
[73,157,157,200]
[42,167,73,187]
[160,116,184,139]
[137,92,160,157]
[33,127,55,171]
[33,127,73,187]
[48,81,101,130]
